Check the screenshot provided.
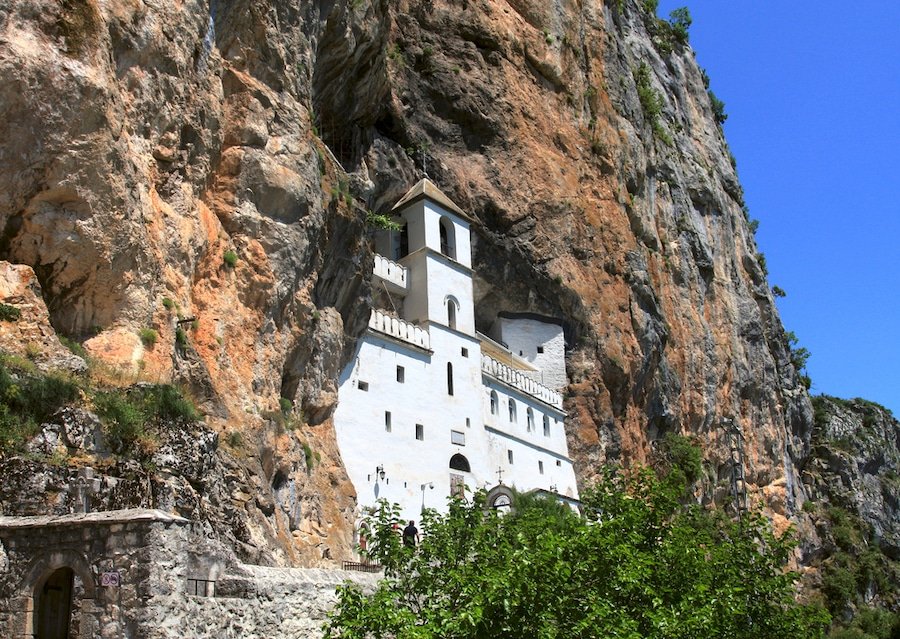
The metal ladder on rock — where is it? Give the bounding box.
[723,417,749,516]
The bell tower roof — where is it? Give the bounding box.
[391,178,474,223]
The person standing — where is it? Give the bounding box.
[402,520,419,548]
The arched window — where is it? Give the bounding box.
[543,415,550,437]
[395,222,409,260]
[508,399,517,423]
[449,453,471,472]
[527,408,535,432]
[447,362,454,396]
[490,390,498,415]
[439,217,456,259]
[446,296,459,330]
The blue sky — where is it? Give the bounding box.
[655,1,900,415]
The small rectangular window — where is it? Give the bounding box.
[396,366,405,383]
[385,411,392,433]
[556,460,561,467]
[507,449,514,464]
[461,347,469,357]
[415,424,424,440]
[539,461,544,474]
[537,346,544,354]
[451,430,466,446]
[358,381,369,391]
[465,417,471,428]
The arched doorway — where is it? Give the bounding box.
[34,567,74,639]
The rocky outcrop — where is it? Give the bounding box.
[803,397,900,558]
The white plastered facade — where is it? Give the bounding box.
[334,179,579,526]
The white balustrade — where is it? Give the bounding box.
[368,310,430,350]
[373,254,408,291]
[481,354,563,410]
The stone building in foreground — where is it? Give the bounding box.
[0,509,374,638]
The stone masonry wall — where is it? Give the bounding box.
[0,510,376,639]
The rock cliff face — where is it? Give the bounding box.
[0,0,857,564]
[805,397,900,555]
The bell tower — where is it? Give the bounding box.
[388,179,476,335]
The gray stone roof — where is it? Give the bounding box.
[391,178,474,223]
[0,508,188,530]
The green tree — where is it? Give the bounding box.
[325,465,829,638]
[668,7,692,44]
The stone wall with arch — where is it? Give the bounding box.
[0,509,376,638]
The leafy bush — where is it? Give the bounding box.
[326,466,831,638]
[302,441,315,473]
[822,553,857,614]
[0,303,22,322]
[95,384,199,456]
[226,430,243,448]
[162,297,175,311]
[634,63,672,145]
[365,211,402,231]
[668,7,692,44]
[0,355,81,453]
[223,249,238,268]
[175,327,188,348]
[138,328,158,348]
[709,89,728,124]
[59,335,88,359]
[656,432,703,485]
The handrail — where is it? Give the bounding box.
[369,310,430,350]
[373,254,408,290]
[481,354,563,409]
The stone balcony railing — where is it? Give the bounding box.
[372,254,408,292]
[369,310,430,350]
[481,354,564,410]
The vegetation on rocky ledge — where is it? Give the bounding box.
[0,351,199,459]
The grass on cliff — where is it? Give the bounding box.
[95,384,200,456]
[0,351,200,458]
[0,354,81,453]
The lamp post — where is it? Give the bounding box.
[420,482,434,512]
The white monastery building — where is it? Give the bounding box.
[333,179,579,524]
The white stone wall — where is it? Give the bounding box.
[143,566,377,639]
[334,327,487,523]
[481,378,578,499]
[495,316,567,390]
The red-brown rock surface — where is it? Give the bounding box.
[0,0,823,562]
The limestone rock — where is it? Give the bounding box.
[803,397,900,558]
[0,0,878,574]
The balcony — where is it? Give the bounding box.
[372,254,408,295]
[481,354,563,410]
[369,310,430,350]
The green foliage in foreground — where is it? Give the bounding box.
[325,466,830,639]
